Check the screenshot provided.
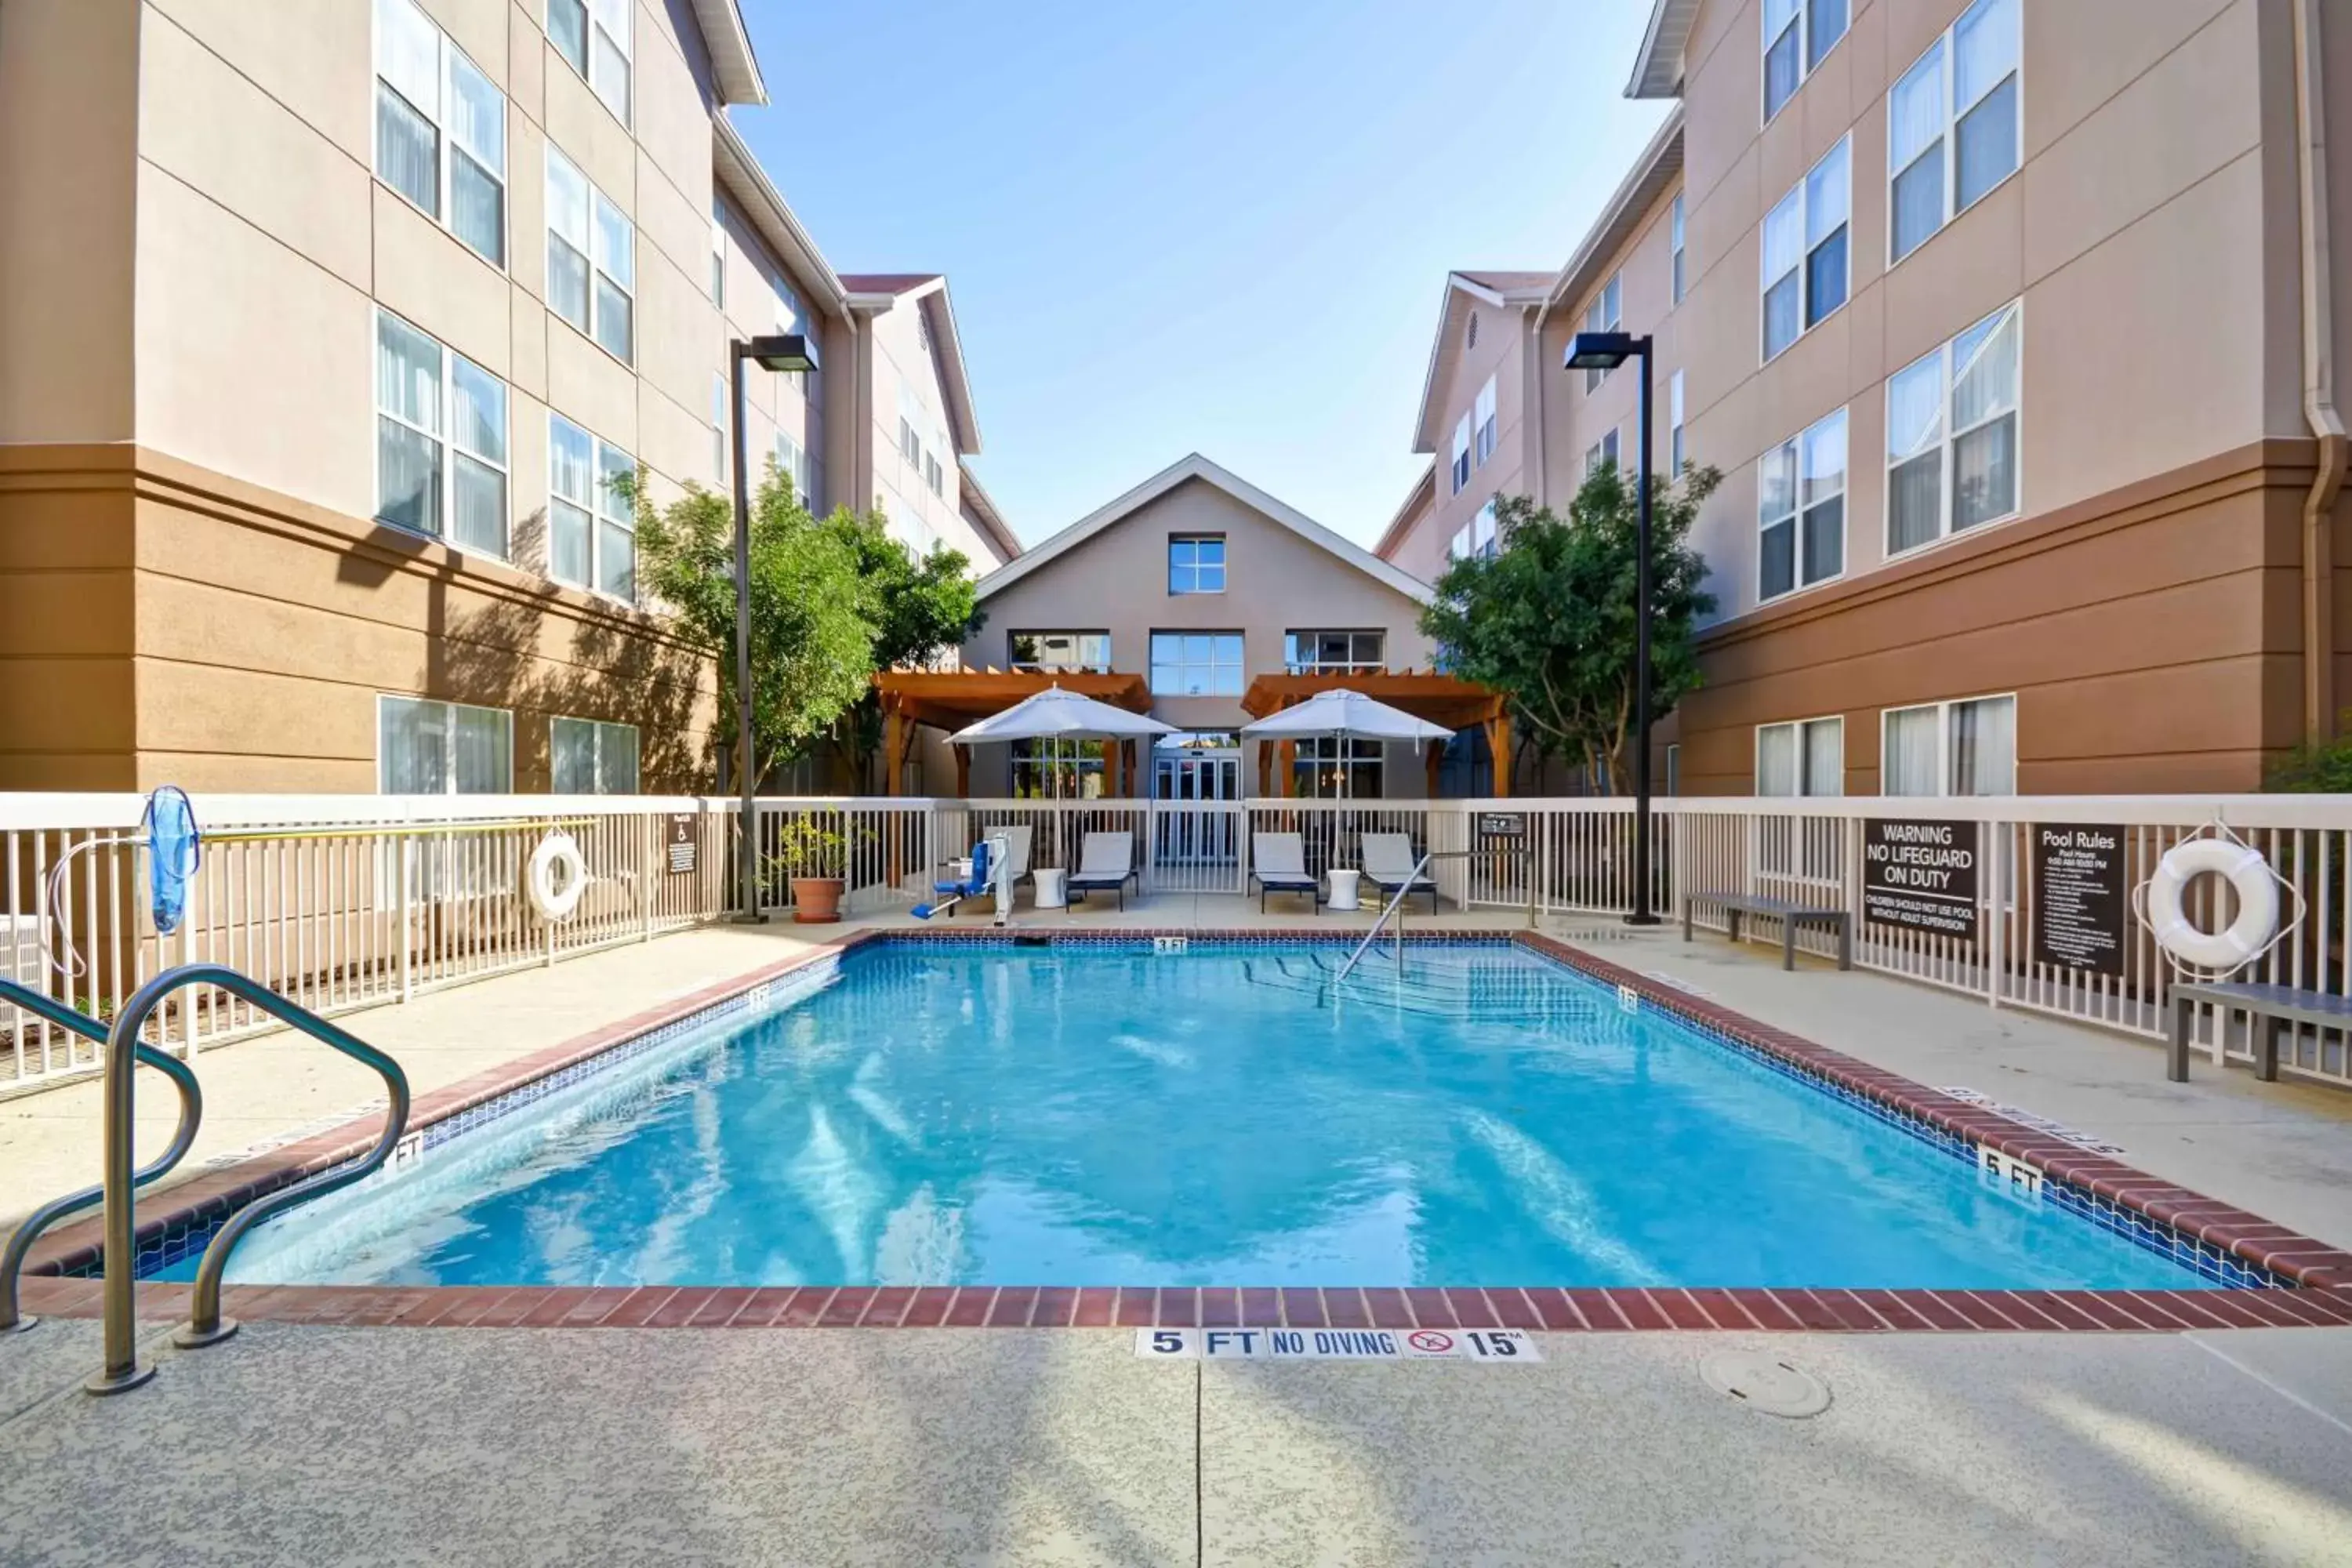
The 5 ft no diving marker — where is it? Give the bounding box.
[1135,1327,1543,1363]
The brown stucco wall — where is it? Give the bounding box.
[0,446,718,793]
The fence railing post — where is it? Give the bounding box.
[396,834,414,1004]
[1985,818,2006,1011]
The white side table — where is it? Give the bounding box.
[1327,868,1362,912]
[1033,867,1069,909]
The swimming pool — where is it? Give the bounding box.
[161,938,2225,1294]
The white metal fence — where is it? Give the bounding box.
[7,790,2350,1094]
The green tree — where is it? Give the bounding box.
[2267,723,2352,792]
[633,466,874,787]
[821,509,986,789]
[1421,463,1721,794]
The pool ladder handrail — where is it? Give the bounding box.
[88,963,410,1396]
[0,980,205,1335]
[1334,845,1536,985]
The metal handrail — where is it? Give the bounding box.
[1334,844,1537,984]
[87,964,409,1395]
[0,981,204,1334]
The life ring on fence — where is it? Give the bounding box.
[528,830,589,921]
[2147,837,2278,970]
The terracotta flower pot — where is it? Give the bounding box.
[790,876,845,924]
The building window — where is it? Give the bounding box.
[1011,632,1112,672]
[1762,136,1849,362]
[1757,716,1842,797]
[1285,630,1385,673]
[1473,497,1498,557]
[1669,370,1686,474]
[1883,695,2015,796]
[1664,743,1680,797]
[546,0,629,125]
[1669,193,1686,305]
[375,309,508,556]
[1293,738,1384,799]
[900,416,920,467]
[1887,299,2020,555]
[546,148,632,364]
[1450,412,1472,495]
[712,374,729,484]
[710,214,726,306]
[1889,0,2020,265]
[775,430,815,506]
[549,413,633,601]
[925,452,945,497]
[1149,632,1243,696]
[1584,272,1622,392]
[1758,407,1846,601]
[552,717,639,793]
[1763,0,1848,123]
[379,696,512,793]
[1009,739,1104,800]
[1473,376,1497,467]
[1167,535,1226,594]
[374,0,505,267]
[1584,427,1620,479]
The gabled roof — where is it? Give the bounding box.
[1546,111,1684,318]
[844,274,981,456]
[1627,0,1700,99]
[1374,462,1436,561]
[690,0,766,105]
[956,460,1022,566]
[973,453,1434,606]
[713,118,849,319]
[1410,271,1553,453]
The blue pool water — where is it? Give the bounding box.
[179,942,2212,1291]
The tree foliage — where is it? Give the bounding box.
[2267,723,2352,793]
[822,510,985,788]
[1421,463,1721,794]
[633,467,874,786]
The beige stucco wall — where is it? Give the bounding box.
[865,296,996,565]
[1419,293,1536,576]
[962,476,1438,797]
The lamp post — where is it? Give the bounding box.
[1563,329,1662,925]
[728,332,821,923]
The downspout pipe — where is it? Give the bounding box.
[2295,0,2347,742]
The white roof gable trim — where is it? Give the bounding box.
[974,454,1435,606]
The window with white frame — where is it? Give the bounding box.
[1887,299,2020,554]
[1449,521,1472,561]
[712,374,728,483]
[775,430,815,506]
[1883,694,2015,796]
[1449,412,1472,494]
[1011,631,1112,673]
[1669,370,1686,474]
[1762,136,1849,362]
[1285,630,1385,673]
[1584,427,1620,478]
[378,695,512,793]
[374,0,505,267]
[1759,406,1846,601]
[1472,496,1498,557]
[1293,737,1385,800]
[1168,535,1225,593]
[710,213,726,305]
[375,309,508,556]
[1669,192,1686,305]
[1149,632,1244,697]
[1757,716,1842,796]
[1889,0,2020,265]
[545,148,632,364]
[925,452,944,497]
[552,716,639,793]
[546,0,629,124]
[1473,376,1497,467]
[1664,743,1680,797]
[548,412,633,601]
[1583,272,1622,392]
[1763,0,1848,123]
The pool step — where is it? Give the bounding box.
[1239,956,1606,1023]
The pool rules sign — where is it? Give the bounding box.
[2031,823,2125,977]
[1860,818,1978,937]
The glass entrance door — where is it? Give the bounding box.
[1153,736,1240,868]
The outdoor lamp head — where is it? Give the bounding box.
[1563,331,1638,372]
[744,333,819,373]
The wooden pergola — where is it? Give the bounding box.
[1239,670,1513,798]
[873,669,1156,796]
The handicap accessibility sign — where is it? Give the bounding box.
[1134,1327,1541,1363]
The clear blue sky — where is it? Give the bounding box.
[733,0,1673,550]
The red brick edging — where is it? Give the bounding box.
[20,924,2352,1334]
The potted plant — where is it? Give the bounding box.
[768,815,855,924]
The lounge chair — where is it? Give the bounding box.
[1065,831,1140,910]
[1362,832,1438,913]
[1249,832,1323,913]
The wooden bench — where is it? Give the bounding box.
[2167,980,2350,1083]
[1682,892,1852,972]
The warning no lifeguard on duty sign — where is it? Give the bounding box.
[1134,1327,1542,1363]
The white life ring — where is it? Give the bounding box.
[2147,837,2277,970]
[528,830,589,921]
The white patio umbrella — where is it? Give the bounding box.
[952,684,1175,801]
[1241,688,1455,864]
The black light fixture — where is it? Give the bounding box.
[726,332,821,922]
[1563,328,1663,925]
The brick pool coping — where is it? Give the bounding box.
[20,925,2352,1334]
